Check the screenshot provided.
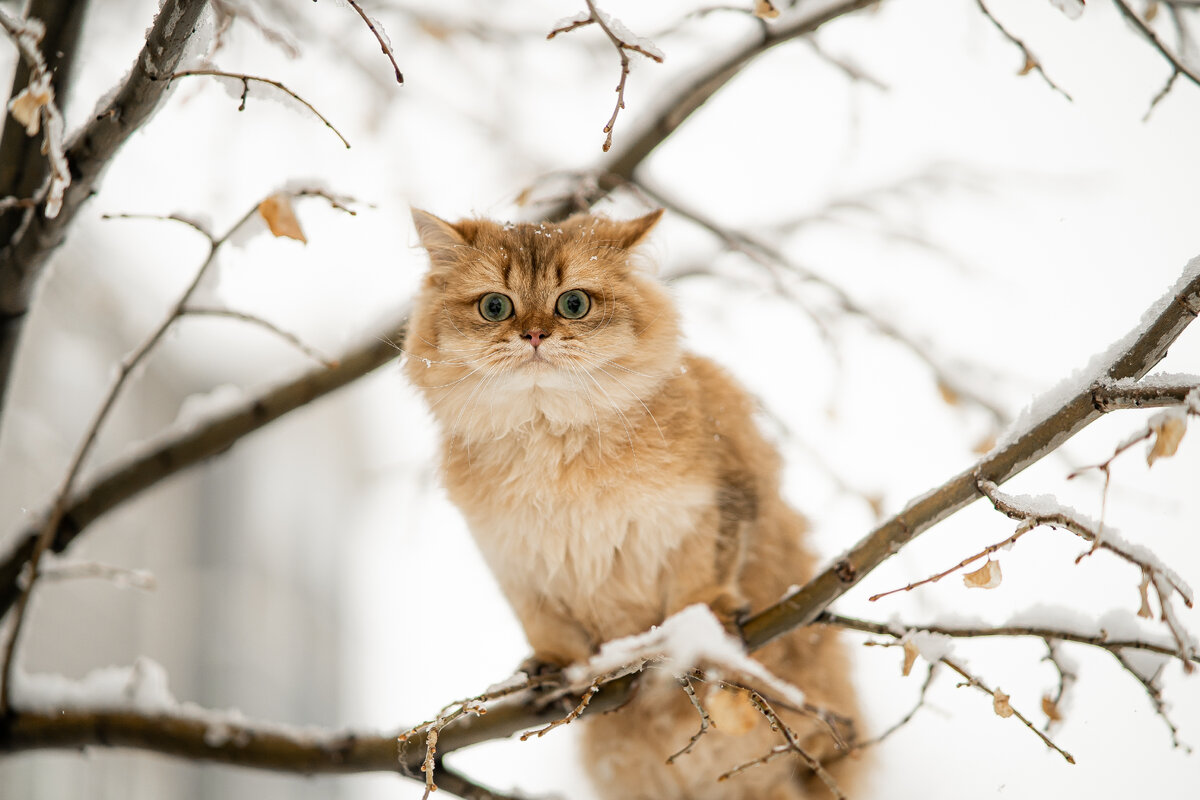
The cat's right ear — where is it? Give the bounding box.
[411,208,468,268]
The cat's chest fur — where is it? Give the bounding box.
[442,416,715,622]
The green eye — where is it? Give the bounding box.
[556,289,590,320]
[479,292,513,321]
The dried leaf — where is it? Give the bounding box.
[993,689,1014,718]
[1137,572,1154,619]
[1145,2,1159,22]
[753,0,781,20]
[963,559,1002,590]
[8,82,53,136]
[705,685,758,735]
[514,185,533,207]
[258,193,307,243]
[1019,55,1037,76]
[901,640,920,677]
[937,381,960,406]
[1041,695,1062,722]
[1146,412,1186,466]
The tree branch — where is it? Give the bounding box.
[738,258,1200,651]
[0,0,208,420]
[0,320,407,619]
[543,0,881,219]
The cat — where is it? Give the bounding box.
[405,208,862,800]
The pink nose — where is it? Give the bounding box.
[524,328,547,348]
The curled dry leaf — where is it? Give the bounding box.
[993,689,1015,718]
[258,193,307,243]
[1146,411,1186,466]
[8,81,53,136]
[1041,695,1063,722]
[1019,55,1037,77]
[1137,571,1154,619]
[754,0,781,19]
[704,684,758,735]
[901,640,920,677]
[963,558,1002,590]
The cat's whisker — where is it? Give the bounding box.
[571,354,667,446]
[576,365,641,471]
[563,360,606,462]
[568,344,661,380]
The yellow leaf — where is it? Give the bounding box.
[901,640,919,677]
[9,82,53,136]
[1147,412,1186,466]
[1042,695,1063,722]
[963,559,1002,590]
[754,0,781,20]
[993,689,1014,718]
[705,685,758,735]
[258,193,307,243]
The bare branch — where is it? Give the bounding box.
[973,0,1073,100]
[548,2,665,152]
[542,0,881,219]
[1113,0,1200,92]
[169,70,351,148]
[183,307,339,368]
[342,0,403,84]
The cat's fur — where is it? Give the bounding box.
[405,209,861,800]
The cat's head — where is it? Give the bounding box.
[404,208,681,439]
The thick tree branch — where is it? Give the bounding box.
[0,0,208,419]
[738,259,1200,651]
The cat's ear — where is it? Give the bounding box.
[612,209,664,250]
[411,208,470,266]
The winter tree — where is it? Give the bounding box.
[0,1,1197,798]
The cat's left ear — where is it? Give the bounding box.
[614,208,664,250]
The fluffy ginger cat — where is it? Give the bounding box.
[405,208,861,800]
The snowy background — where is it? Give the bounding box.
[0,0,1198,798]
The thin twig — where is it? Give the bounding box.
[342,0,403,84]
[974,0,1073,100]
[942,657,1076,763]
[667,674,712,763]
[183,307,338,368]
[853,663,938,749]
[549,1,664,152]
[869,519,1034,601]
[169,70,351,148]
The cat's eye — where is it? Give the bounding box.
[478,292,513,322]
[556,289,590,320]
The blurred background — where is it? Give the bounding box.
[0,0,1197,798]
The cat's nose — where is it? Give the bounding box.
[524,328,548,348]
